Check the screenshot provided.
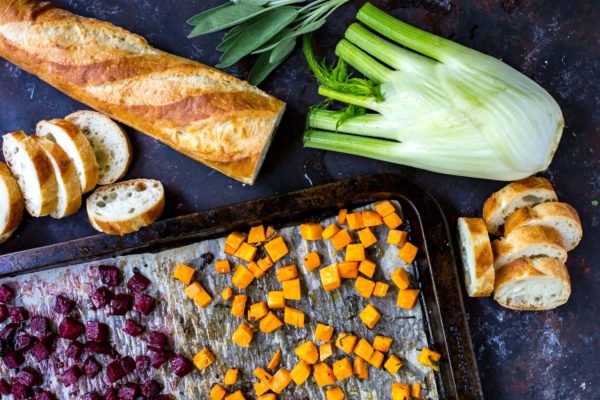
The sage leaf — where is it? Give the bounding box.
[253,19,326,53]
[248,38,296,85]
[270,38,295,63]
[187,4,268,37]
[216,19,256,51]
[187,2,231,26]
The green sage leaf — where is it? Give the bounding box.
[253,19,326,54]
[248,38,296,85]
[187,4,268,37]
[187,2,232,26]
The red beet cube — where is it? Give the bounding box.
[90,286,113,309]
[109,294,132,316]
[150,350,169,369]
[2,351,23,369]
[98,265,120,286]
[0,323,18,341]
[86,321,109,342]
[58,317,84,340]
[65,341,83,360]
[147,331,168,350]
[83,356,101,378]
[53,295,74,315]
[10,382,31,400]
[103,388,118,400]
[0,378,10,395]
[40,332,57,348]
[14,333,36,352]
[170,355,194,377]
[106,360,126,383]
[34,391,54,400]
[81,392,101,400]
[133,293,155,315]
[8,307,28,323]
[0,284,13,303]
[135,355,150,373]
[59,365,81,387]
[141,379,163,397]
[16,366,41,386]
[29,316,50,333]
[127,273,150,293]
[30,342,50,361]
[117,383,139,400]
[122,319,143,337]
[84,341,113,355]
[121,356,136,374]
[0,304,7,322]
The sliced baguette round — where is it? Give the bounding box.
[492,225,567,270]
[2,131,58,217]
[504,202,582,251]
[87,179,164,235]
[483,177,557,236]
[457,217,495,297]
[36,119,99,193]
[65,110,132,185]
[0,162,24,243]
[494,257,571,311]
[30,136,82,219]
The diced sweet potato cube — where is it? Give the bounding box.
[373,336,393,352]
[391,383,410,400]
[269,368,292,393]
[282,278,301,300]
[412,383,422,398]
[353,357,368,380]
[295,341,318,364]
[392,268,410,289]
[337,209,347,224]
[257,394,276,400]
[355,276,375,298]
[257,256,274,272]
[184,282,203,299]
[368,350,385,368]
[332,357,352,381]
[359,304,381,329]
[354,338,374,361]
[210,384,226,400]
[264,237,289,262]
[267,349,281,370]
[398,242,418,264]
[345,213,364,230]
[330,229,352,251]
[248,302,268,321]
[300,223,323,240]
[313,363,336,387]
[320,264,341,291]
[417,347,441,371]
[358,260,376,278]
[248,225,266,244]
[277,264,298,282]
[231,295,247,318]
[345,243,365,262]
[338,262,359,279]
[383,212,403,229]
[259,312,283,333]
[284,306,305,328]
[358,228,377,248]
[191,283,213,308]
[224,391,245,400]
[267,291,285,309]
[266,225,277,239]
[373,282,389,297]
[224,368,239,385]
[221,287,233,301]
[247,262,265,279]
[326,387,345,400]
[235,242,257,262]
[397,289,420,310]
[319,342,334,361]
[173,263,195,285]
[335,333,357,353]
[231,323,254,348]
[224,244,236,256]
[226,232,246,251]
[253,368,273,384]
[322,224,340,240]
[290,360,311,385]
[387,230,408,246]
[193,348,215,370]
[314,323,334,342]
[231,265,254,289]
[254,381,270,396]
[384,355,403,374]
[215,259,231,274]
[304,251,321,271]
[374,200,395,217]
[362,210,383,227]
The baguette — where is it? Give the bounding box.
[87,179,164,235]
[492,225,567,270]
[2,131,58,217]
[0,0,285,184]
[494,257,570,311]
[0,162,24,243]
[504,202,582,251]
[36,118,98,193]
[483,177,557,235]
[457,217,495,297]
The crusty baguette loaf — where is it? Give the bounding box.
[0,0,285,184]
[30,136,82,218]
[36,118,98,193]
[2,131,58,217]
[494,257,570,311]
[87,179,164,235]
[483,177,557,235]
[492,225,567,270]
[457,217,495,297]
[0,162,24,243]
[504,202,582,251]
[66,110,131,185]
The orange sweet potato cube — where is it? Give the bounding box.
[248,302,268,321]
[248,225,266,244]
[300,223,323,240]
[314,323,334,342]
[368,350,385,368]
[359,260,376,278]
[345,213,364,230]
[354,338,374,361]
[345,243,365,262]
[330,229,352,251]
[374,200,395,217]
[373,282,389,297]
[392,268,410,289]
[359,304,381,329]
[224,244,236,256]
[257,256,274,272]
[282,278,301,300]
[268,349,281,370]
[193,348,215,370]
[193,290,212,308]
[231,264,254,289]
[186,282,212,308]
[358,228,378,248]
[259,312,283,333]
[304,251,321,271]
[277,264,298,282]
[337,261,359,279]
[319,342,334,361]
[383,212,403,229]
[284,306,305,328]
[362,210,383,227]
[337,209,347,224]
[355,276,375,298]
[221,286,233,301]
[391,383,410,400]
[290,360,311,385]
[264,236,289,262]
[226,231,246,251]
[353,357,368,380]
[267,291,285,309]
[224,368,239,385]
[269,368,292,394]
[412,383,422,399]
[326,387,345,400]
[215,259,231,274]
[231,323,254,348]
[384,355,403,374]
[398,242,418,264]
[332,357,353,381]
[210,383,226,400]
[235,242,257,262]
[387,230,408,246]
[247,262,265,279]
[417,347,441,371]
[224,391,245,400]
[320,264,341,291]
[322,224,340,240]
[184,282,203,299]
[257,394,276,400]
[295,341,319,364]
[313,363,336,387]
[254,381,270,396]
[173,263,195,285]
[231,295,247,318]
[253,367,273,384]
[373,336,393,352]
[397,289,420,310]
[335,333,357,353]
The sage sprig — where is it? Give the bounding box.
[187,0,349,85]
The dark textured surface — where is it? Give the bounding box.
[0,0,598,399]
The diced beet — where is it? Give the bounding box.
[53,295,74,315]
[84,341,113,355]
[106,360,126,383]
[8,307,28,322]
[83,356,102,378]
[81,392,101,400]
[29,316,50,334]
[169,354,194,377]
[109,294,132,316]
[117,383,139,400]
[135,355,150,373]
[16,366,41,386]
[58,365,81,387]
[58,317,84,340]
[147,331,168,350]
[141,379,163,397]
[0,378,10,395]
[127,272,150,293]
[40,332,57,348]
[133,293,155,315]
[14,333,36,352]
[65,341,83,360]
[154,395,174,400]
[0,323,18,341]
[0,339,8,357]
[86,321,109,342]
[90,286,114,309]
[121,356,136,374]
[0,304,7,322]
[103,388,118,400]
[34,392,54,400]
[123,319,143,337]
[0,284,13,303]
[2,351,23,369]
[149,350,169,369]
[10,382,31,400]
[98,265,120,286]
[30,342,50,361]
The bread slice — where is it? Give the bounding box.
[483,177,557,236]
[492,225,567,270]
[36,119,99,193]
[504,202,582,251]
[0,162,24,243]
[87,179,164,235]
[29,136,82,218]
[65,111,132,185]
[494,257,570,310]
[457,217,495,297]
[2,131,58,217]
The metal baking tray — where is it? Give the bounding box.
[0,174,482,399]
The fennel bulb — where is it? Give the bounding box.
[303,3,564,180]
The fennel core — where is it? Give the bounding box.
[303,3,564,181]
